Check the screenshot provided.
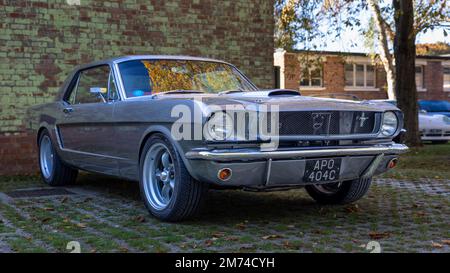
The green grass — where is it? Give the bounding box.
[381,143,450,180]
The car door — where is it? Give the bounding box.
[58,65,120,175]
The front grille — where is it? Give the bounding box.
[265,111,379,136]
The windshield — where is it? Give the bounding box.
[118,59,257,97]
[419,100,450,112]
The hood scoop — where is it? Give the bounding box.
[267,89,301,96]
[231,89,301,98]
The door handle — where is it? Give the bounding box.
[63,107,73,114]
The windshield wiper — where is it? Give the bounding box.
[218,89,246,95]
[152,90,204,97]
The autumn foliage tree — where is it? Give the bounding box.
[274,0,450,146]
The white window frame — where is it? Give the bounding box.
[299,66,325,90]
[415,65,427,92]
[443,66,450,92]
[344,63,378,91]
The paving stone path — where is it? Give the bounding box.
[0,177,448,253]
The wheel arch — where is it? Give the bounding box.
[138,125,199,181]
[36,124,53,146]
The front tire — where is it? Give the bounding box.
[305,177,372,204]
[139,134,208,222]
[38,130,78,186]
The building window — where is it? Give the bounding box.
[444,66,450,91]
[300,67,323,87]
[415,66,424,89]
[345,63,376,88]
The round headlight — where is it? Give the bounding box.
[443,116,450,125]
[204,112,234,141]
[381,111,398,136]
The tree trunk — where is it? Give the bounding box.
[393,0,421,147]
[367,0,396,100]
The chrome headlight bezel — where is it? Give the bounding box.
[204,112,234,141]
[381,111,399,137]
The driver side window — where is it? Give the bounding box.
[74,66,110,104]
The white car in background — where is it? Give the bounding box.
[361,99,450,144]
[419,112,450,144]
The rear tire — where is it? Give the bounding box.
[139,134,208,222]
[305,177,372,204]
[38,130,78,186]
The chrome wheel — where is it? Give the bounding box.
[142,143,175,211]
[39,135,54,179]
[312,182,342,195]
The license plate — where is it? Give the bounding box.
[303,158,341,183]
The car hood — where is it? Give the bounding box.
[425,112,450,117]
[155,89,399,113]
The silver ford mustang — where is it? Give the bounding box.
[27,55,408,221]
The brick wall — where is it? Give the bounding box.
[419,61,445,100]
[278,52,449,101]
[0,0,275,175]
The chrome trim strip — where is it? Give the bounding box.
[265,158,272,185]
[185,144,409,161]
[59,147,126,160]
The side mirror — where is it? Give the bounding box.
[90,87,107,102]
[90,87,107,94]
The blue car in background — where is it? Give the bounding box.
[419,100,450,117]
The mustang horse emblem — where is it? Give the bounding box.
[312,113,331,134]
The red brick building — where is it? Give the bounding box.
[274,50,450,101]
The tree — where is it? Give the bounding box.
[274,0,450,146]
[393,0,421,147]
[416,42,450,55]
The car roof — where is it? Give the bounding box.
[75,55,231,70]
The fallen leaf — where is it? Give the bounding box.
[262,234,283,240]
[212,232,226,238]
[287,225,295,228]
[205,240,214,247]
[41,217,51,223]
[282,241,297,249]
[90,248,97,253]
[345,204,360,213]
[135,215,146,223]
[442,239,450,246]
[369,231,391,240]
[43,207,54,211]
[226,236,239,241]
[119,247,129,253]
[235,223,246,230]
[61,197,69,203]
[76,223,87,228]
[431,242,443,248]
[414,211,426,217]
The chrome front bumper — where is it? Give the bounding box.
[184,144,408,187]
[185,143,409,162]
